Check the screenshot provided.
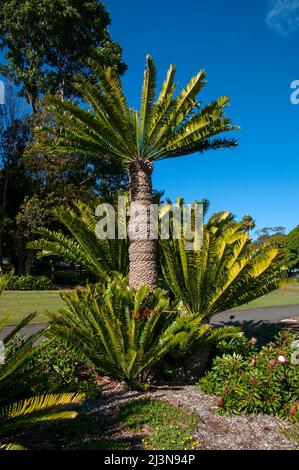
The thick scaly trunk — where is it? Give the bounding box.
[128,159,157,290]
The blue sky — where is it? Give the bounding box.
[0,0,298,233]
[106,0,299,233]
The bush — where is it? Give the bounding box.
[198,330,299,419]
[32,341,102,399]
[7,274,55,291]
[5,336,101,400]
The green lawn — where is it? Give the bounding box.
[1,282,299,325]
[233,281,299,310]
[0,290,65,324]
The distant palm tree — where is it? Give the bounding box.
[35,56,238,289]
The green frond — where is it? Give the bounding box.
[139,55,157,151]
[33,56,237,166]
[28,201,129,280]
[46,278,196,388]
[0,443,26,450]
[0,393,83,434]
[0,270,13,296]
[2,313,36,345]
[160,207,283,319]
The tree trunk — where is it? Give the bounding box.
[25,250,34,274]
[128,159,157,290]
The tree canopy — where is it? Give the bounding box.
[286,225,299,269]
[0,0,126,110]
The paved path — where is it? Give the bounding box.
[1,304,299,340]
[212,304,299,325]
[0,323,46,341]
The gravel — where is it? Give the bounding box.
[86,383,297,450]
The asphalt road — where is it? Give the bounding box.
[211,304,299,325]
[1,304,299,340]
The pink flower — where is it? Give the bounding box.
[290,406,296,416]
[277,354,287,364]
[270,359,276,367]
[223,386,228,394]
[251,357,257,366]
[250,337,257,345]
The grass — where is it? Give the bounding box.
[0,290,65,324]
[5,398,199,450]
[283,423,299,450]
[119,399,200,450]
[1,281,299,325]
[233,281,299,310]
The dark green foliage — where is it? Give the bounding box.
[31,341,102,399]
[32,55,238,289]
[6,336,101,399]
[0,0,126,109]
[7,274,54,291]
[286,225,299,269]
[198,330,299,419]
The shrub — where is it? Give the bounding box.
[7,274,54,291]
[198,330,299,419]
[32,341,102,399]
[5,336,101,399]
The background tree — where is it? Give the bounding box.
[254,226,288,268]
[0,2,128,274]
[285,225,299,269]
[0,0,126,110]
[255,226,286,248]
[0,83,32,271]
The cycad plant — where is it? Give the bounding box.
[46,276,219,390]
[160,211,283,321]
[35,56,238,289]
[28,200,128,280]
[0,272,83,450]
